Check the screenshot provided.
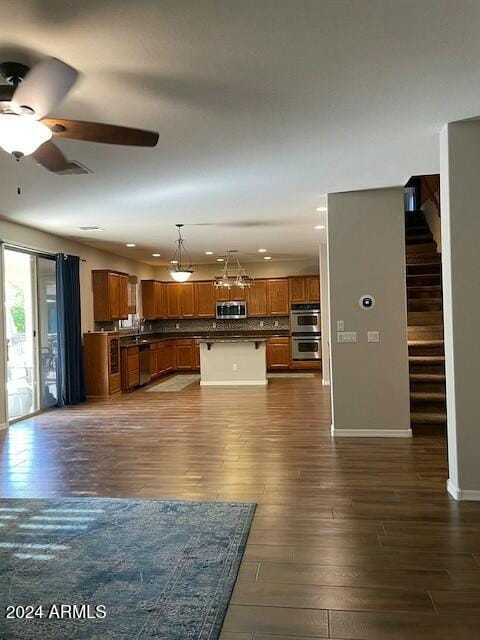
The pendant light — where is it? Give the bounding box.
[0,114,52,157]
[169,224,194,282]
[213,250,254,289]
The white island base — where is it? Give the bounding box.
[198,338,268,386]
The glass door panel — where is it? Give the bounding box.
[4,249,38,420]
[37,256,57,409]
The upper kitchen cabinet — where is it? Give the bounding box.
[247,279,268,316]
[194,281,215,317]
[289,275,320,304]
[267,278,289,315]
[178,282,195,317]
[92,270,129,321]
[141,280,166,319]
[166,283,180,318]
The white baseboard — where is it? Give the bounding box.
[447,479,480,501]
[200,380,268,386]
[332,427,412,438]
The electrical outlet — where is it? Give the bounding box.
[175,322,180,330]
[337,331,357,343]
[212,322,216,329]
[368,331,380,343]
[259,320,264,327]
[274,320,279,327]
[336,320,345,331]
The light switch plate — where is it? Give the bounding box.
[337,331,357,343]
[368,331,380,343]
[336,320,345,331]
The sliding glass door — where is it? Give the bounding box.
[3,247,57,422]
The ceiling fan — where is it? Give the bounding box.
[0,57,159,173]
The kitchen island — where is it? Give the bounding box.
[197,337,268,386]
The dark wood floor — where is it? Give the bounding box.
[1,374,480,639]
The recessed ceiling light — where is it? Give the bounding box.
[152,253,161,257]
[205,251,213,255]
[79,226,103,231]
[315,224,325,230]
[316,206,327,212]
[126,243,136,247]
[216,258,224,262]
[170,260,178,264]
[258,248,267,253]
[264,256,272,260]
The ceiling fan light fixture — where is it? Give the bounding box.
[0,113,52,157]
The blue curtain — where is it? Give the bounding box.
[56,254,86,406]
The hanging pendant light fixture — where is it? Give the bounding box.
[169,224,194,282]
[213,250,254,289]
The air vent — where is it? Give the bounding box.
[57,161,93,175]
[79,226,103,232]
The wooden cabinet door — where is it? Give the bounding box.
[194,343,200,368]
[141,281,156,319]
[229,285,247,301]
[289,277,306,304]
[164,341,175,371]
[118,274,129,319]
[267,338,290,369]
[154,282,166,318]
[247,280,267,316]
[175,340,194,369]
[166,283,180,318]
[194,281,215,317]
[109,272,121,319]
[306,276,320,303]
[179,282,195,317]
[215,286,230,302]
[267,279,289,316]
[150,344,158,377]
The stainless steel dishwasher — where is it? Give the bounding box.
[139,344,151,385]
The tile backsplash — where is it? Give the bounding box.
[95,316,289,334]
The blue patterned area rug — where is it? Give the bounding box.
[0,498,255,639]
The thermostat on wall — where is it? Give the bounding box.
[359,294,375,310]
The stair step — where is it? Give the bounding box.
[406,242,438,255]
[407,285,442,299]
[408,325,444,340]
[406,262,441,275]
[408,311,443,326]
[408,339,444,348]
[407,274,442,287]
[407,254,441,265]
[410,373,446,383]
[410,391,446,403]
[409,372,446,392]
[408,298,442,312]
[409,355,445,375]
[411,411,447,424]
[409,355,445,364]
[406,233,434,245]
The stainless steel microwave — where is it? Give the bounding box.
[216,300,247,320]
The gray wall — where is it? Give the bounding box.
[327,188,411,436]
[440,121,480,498]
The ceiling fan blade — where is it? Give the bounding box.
[32,140,72,173]
[42,118,159,147]
[11,57,78,119]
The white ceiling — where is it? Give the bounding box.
[1,0,480,265]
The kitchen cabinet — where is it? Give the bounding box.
[178,282,195,317]
[267,278,289,316]
[149,342,159,378]
[194,342,200,369]
[289,276,320,304]
[266,337,290,369]
[141,280,166,319]
[194,281,216,317]
[214,286,230,302]
[83,332,121,397]
[121,345,140,391]
[174,339,195,370]
[92,270,129,321]
[158,340,175,373]
[247,279,268,316]
[166,283,180,318]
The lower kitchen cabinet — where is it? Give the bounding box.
[266,337,290,369]
[149,342,160,378]
[158,340,175,374]
[174,339,195,370]
[121,345,140,391]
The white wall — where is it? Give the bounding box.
[0,218,155,426]
[440,121,480,499]
[327,188,411,437]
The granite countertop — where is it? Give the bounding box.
[196,337,269,344]
[120,330,289,348]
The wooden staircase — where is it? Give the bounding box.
[405,210,447,434]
